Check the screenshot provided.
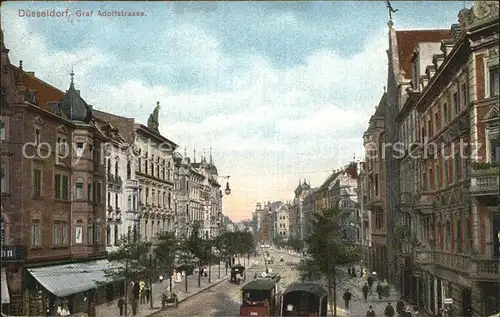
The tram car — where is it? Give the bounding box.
[239,277,281,317]
[280,282,328,317]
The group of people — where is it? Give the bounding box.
[341,267,419,317]
[362,274,390,301]
[116,279,151,316]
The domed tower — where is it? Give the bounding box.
[58,71,92,123]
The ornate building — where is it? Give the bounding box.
[92,110,140,252]
[135,104,178,242]
[385,14,452,292]
[386,2,499,315]
[362,92,388,280]
[175,150,222,238]
[290,180,312,240]
[0,30,119,315]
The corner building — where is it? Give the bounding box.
[386,2,499,316]
[1,30,120,316]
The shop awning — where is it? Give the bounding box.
[1,268,10,304]
[27,259,123,297]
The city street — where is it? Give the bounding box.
[150,251,301,317]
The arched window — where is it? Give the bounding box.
[107,159,111,175]
[75,177,84,200]
[115,161,118,177]
[114,224,119,245]
[95,218,101,243]
[127,161,131,179]
[106,225,111,246]
[133,225,137,242]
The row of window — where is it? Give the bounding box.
[139,187,172,208]
[137,155,172,181]
[29,167,103,203]
[31,220,101,246]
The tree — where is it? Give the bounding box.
[154,232,178,297]
[107,239,151,316]
[300,207,361,317]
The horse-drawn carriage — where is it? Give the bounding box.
[239,276,281,317]
[230,264,246,285]
[280,282,328,317]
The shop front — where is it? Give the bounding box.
[1,245,26,316]
[22,259,123,316]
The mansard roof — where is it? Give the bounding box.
[395,30,452,78]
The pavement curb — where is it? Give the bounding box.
[145,275,230,316]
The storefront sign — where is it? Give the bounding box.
[1,245,26,262]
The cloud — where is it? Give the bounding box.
[1,3,390,221]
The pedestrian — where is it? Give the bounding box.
[139,280,146,304]
[384,302,395,317]
[352,267,357,277]
[117,298,125,316]
[368,274,374,292]
[144,285,151,304]
[362,283,369,302]
[366,305,376,317]
[396,300,405,315]
[343,289,352,309]
[348,267,352,276]
[376,282,383,300]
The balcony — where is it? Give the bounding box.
[469,164,500,197]
[413,248,434,265]
[125,179,139,187]
[469,258,500,281]
[414,194,434,215]
[434,251,470,274]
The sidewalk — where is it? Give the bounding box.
[334,267,430,317]
[90,262,230,317]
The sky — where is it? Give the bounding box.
[2,1,471,221]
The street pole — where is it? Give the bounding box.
[218,256,221,278]
[149,254,153,309]
[124,259,129,317]
[184,265,188,293]
[198,259,201,287]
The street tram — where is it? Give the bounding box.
[280,282,328,317]
[240,275,281,317]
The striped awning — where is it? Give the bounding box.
[1,268,10,304]
[27,259,123,297]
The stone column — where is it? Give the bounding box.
[471,198,480,253]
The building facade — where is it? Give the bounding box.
[276,205,290,239]
[0,31,119,315]
[385,16,452,290]
[362,92,389,280]
[135,113,178,243]
[385,3,499,316]
[92,111,141,252]
[290,180,312,240]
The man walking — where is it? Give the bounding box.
[117,298,125,316]
[376,282,383,300]
[368,274,374,292]
[343,289,352,309]
[384,302,395,317]
[362,283,369,302]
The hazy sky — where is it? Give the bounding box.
[2,1,470,221]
